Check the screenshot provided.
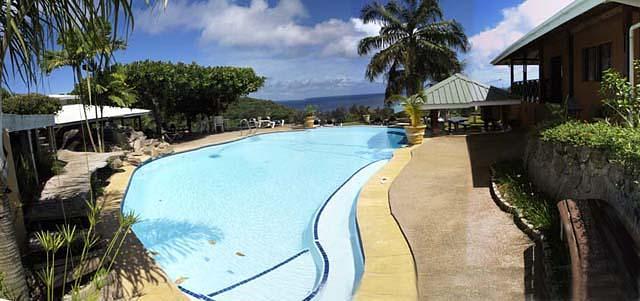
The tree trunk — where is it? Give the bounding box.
[74,67,98,153]
[151,98,163,136]
[0,194,28,300]
[0,91,29,300]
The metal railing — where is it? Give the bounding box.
[511,79,540,102]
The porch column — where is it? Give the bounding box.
[538,44,544,102]
[523,58,528,82]
[26,130,39,184]
[509,60,514,89]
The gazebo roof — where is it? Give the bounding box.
[420,73,520,110]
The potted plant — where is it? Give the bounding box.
[304,105,316,129]
[389,93,426,145]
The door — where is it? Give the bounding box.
[550,56,563,103]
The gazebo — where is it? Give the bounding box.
[419,73,521,131]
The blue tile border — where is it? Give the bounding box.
[177,249,309,300]
[304,159,388,300]
[178,286,215,301]
[207,249,310,297]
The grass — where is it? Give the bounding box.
[492,161,556,231]
[492,160,570,297]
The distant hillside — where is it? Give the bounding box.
[278,93,386,112]
[225,97,296,121]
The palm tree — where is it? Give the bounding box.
[43,27,101,152]
[0,1,135,299]
[358,0,470,96]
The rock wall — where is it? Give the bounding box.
[524,138,640,245]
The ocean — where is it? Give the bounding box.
[277,93,386,112]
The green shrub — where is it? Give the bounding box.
[600,61,640,128]
[540,121,640,166]
[224,97,296,122]
[3,93,62,115]
[493,161,556,231]
[492,161,570,296]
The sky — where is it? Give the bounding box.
[7,0,575,101]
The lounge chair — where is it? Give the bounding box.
[257,116,276,128]
[213,116,225,133]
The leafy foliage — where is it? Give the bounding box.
[358,0,469,95]
[493,161,556,230]
[224,97,296,122]
[540,121,640,167]
[600,60,640,128]
[389,94,425,127]
[73,66,137,108]
[3,94,62,115]
[492,160,570,296]
[304,104,317,117]
[123,60,265,133]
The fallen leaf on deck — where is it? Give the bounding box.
[235,252,245,257]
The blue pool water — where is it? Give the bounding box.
[122,127,406,300]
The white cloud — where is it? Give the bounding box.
[466,0,574,85]
[136,0,380,58]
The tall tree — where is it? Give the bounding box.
[358,0,469,96]
[42,27,100,152]
[0,1,135,299]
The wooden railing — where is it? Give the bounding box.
[511,79,540,102]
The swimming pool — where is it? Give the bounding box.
[122,127,406,300]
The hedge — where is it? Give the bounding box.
[3,93,62,115]
[540,121,640,167]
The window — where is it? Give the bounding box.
[599,43,612,75]
[582,43,612,82]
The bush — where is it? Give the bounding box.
[223,97,296,122]
[540,121,640,166]
[3,93,62,115]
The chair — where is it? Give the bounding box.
[257,116,276,128]
[213,116,225,133]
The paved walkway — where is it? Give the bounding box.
[389,132,534,300]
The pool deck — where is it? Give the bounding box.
[99,127,292,300]
[355,146,418,301]
[389,132,534,300]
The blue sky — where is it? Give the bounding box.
[7,0,574,100]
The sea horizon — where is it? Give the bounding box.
[275,93,387,112]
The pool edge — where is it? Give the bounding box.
[354,146,419,301]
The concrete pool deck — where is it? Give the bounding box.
[355,146,418,301]
[389,132,535,300]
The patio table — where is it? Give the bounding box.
[447,117,469,134]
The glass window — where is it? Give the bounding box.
[598,43,612,80]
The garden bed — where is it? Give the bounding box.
[491,160,570,298]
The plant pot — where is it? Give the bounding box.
[404,125,426,145]
[305,116,315,129]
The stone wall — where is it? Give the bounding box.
[524,138,640,245]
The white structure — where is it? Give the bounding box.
[47,94,80,105]
[55,104,150,126]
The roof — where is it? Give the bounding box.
[48,94,80,101]
[491,0,640,65]
[55,104,150,126]
[419,74,520,110]
[2,113,55,132]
